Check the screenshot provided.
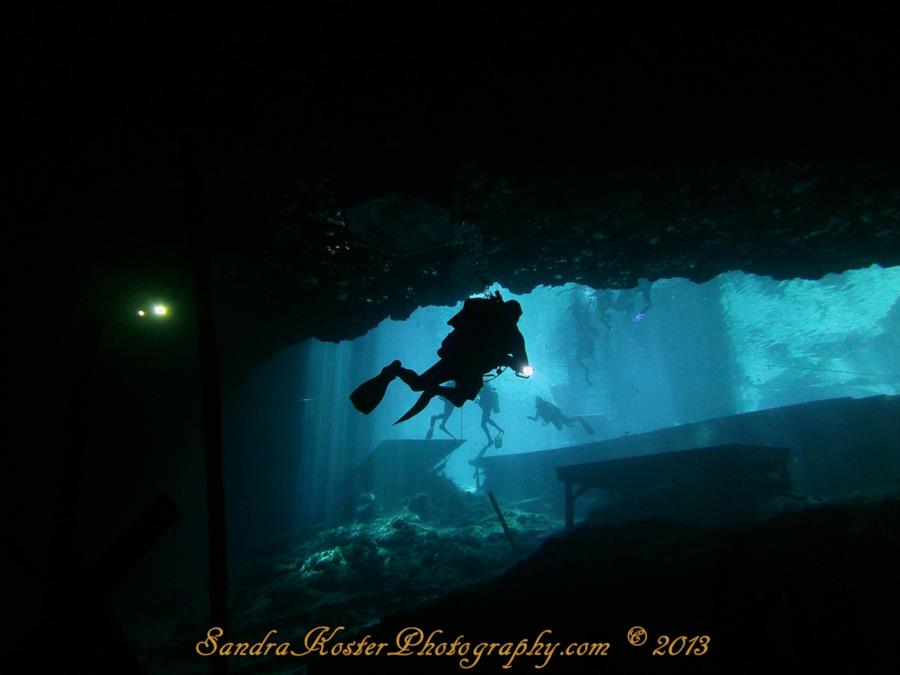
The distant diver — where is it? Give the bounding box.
[350,291,532,424]
[527,396,595,435]
[426,395,456,439]
[630,278,653,324]
[595,279,653,328]
[476,383,504,452]
[571,291,599,386]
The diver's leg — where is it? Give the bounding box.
[436,385,467,407]
[438,398,454,436]
[395,360,454,392]
[488,416,504,448]
[477,439,493,458]
[394,366,425,391]
[427,383,466,407]
[393,361,458,425]
[438,372,482,408]
[426,412,441,439]
[480,409,492,444]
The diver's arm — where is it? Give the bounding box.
[505,331,530,374]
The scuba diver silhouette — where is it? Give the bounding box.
[476,383,504,450]
[527,396,595,435]
[425,395,456,439]
[350,291,531,424]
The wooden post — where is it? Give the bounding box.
[487,491,515,551]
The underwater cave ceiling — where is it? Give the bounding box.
[213,154,900,376]
[16,5,899,388]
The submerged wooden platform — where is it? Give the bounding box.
[350,438,464,509]
[556,443,792,527]
[471,395,899,503]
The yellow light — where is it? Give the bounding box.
[522,366,534,377]
[137,309,146,317]
[153,304,168,316]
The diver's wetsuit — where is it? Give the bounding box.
[399,298,526,402]
[350,292,531,424]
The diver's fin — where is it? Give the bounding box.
[350,361,400,414]
[494,430,504,448]
[395,391,435,425]
[579,418,596,436]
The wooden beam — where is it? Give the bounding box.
[487,491,515,550]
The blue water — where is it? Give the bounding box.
[220,266,898,552]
